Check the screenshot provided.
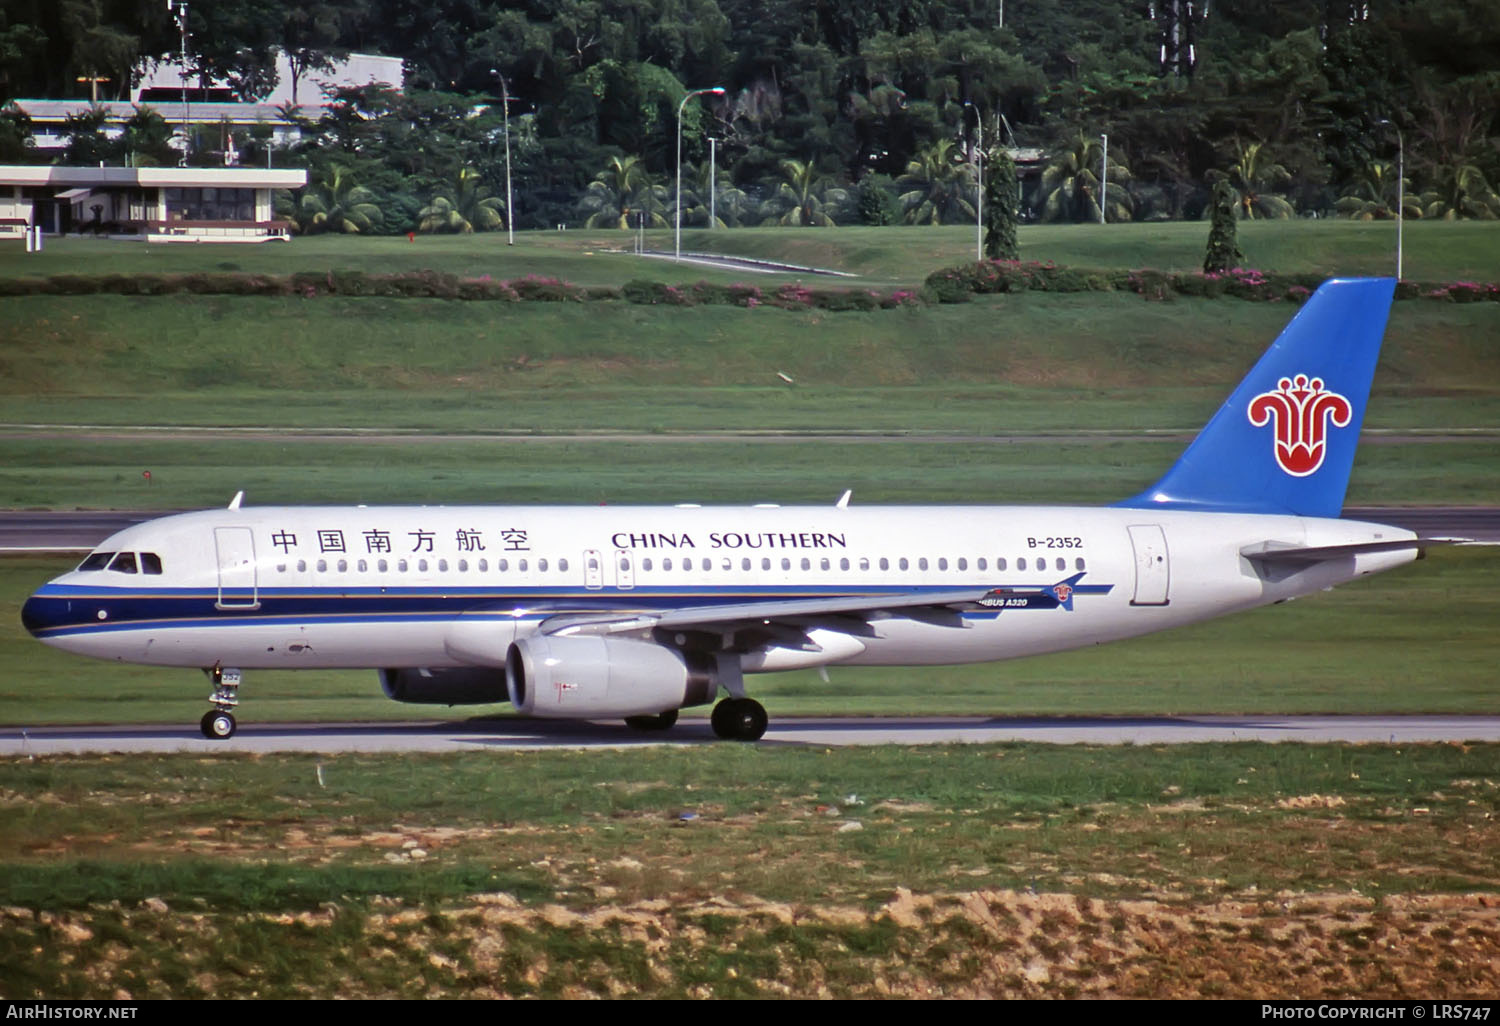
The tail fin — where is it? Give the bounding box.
[1118,277,1396,518]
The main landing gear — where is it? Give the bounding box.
[200,665,242,739]
[711,697,768,742]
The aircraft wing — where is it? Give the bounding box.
[538,587,1003,638]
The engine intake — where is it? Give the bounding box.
[506,635,719,718]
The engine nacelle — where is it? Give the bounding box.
[379,667,508,705]
[505,635,719,718]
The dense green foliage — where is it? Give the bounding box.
[3,2,1497,234]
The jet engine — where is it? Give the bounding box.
[378,667,508,705]
[505,635,720,718]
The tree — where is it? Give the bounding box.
[0,104,35,163]
[1335,161,1418,220]
[757,158,849,226]
[1037,133,1133,223]
[578,154,669,229]
[120,106,176,167]
[418,167,505,233]
[1227,141,1296,219]
[856,173,899,225]
[1418,161,1500,220]
[983,147,1019,260]
[59,105,112,165]
[898,139,975,225]
[1203,178,1243,272]
[294,165,384,234]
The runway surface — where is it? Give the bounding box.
[4,715,1500,755]
[4,506,1499,550]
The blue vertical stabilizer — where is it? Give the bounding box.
[1117,277,1396,518]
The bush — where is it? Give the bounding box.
[508,274,584,301]
[922,268,974,303]
[809,288,881,312]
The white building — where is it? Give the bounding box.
[133,51,403,110]
[12,51,403,158]
[0,165,307,243]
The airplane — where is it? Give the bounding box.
[21,277,1449,742]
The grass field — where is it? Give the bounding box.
[2,741,1498,997]
[2,221,1495,285]
[1,291,1497,437]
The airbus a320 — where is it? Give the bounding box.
[23,278,1445,741]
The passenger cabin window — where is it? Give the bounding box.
[108,552,138,574]
[1075,558,1086,570]
[1017,557,1026,571]
[78,552,114,571]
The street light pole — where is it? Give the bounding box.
[1099,132,1108,225]
[491,69,515,246]
[676,86,725,261]
[709,137,717,230]
[169,1,190,165]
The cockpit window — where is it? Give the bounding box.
[107,552,138,574]
[140,552,163,575]
[77,552,114,571]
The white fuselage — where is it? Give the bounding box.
[26,504,1418,673]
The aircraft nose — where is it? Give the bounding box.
[21,590,63,638]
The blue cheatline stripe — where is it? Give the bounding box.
[27,579,1115,640]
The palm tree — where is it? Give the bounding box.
[1418,161,1500,220]
[679,160,752,228]
[1335,161,1419,220]
[757,159,850,227]
[898,140,977,226]
[418,167,506,233]
[1227,141,1295,219]
[294,165,384,234]
[1037,133,1133,223]
[578,155,670,229]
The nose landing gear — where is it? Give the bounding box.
[200,666,242,739]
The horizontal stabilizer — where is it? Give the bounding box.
[1240,537,1475,566]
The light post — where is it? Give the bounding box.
[1377,119,1404,280]
[708,137,717,230]
[491,69,515,246]
[168,0,189,165]
[963,102,983,261]
[676,86,725,261]
[1099,132,1108,225]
